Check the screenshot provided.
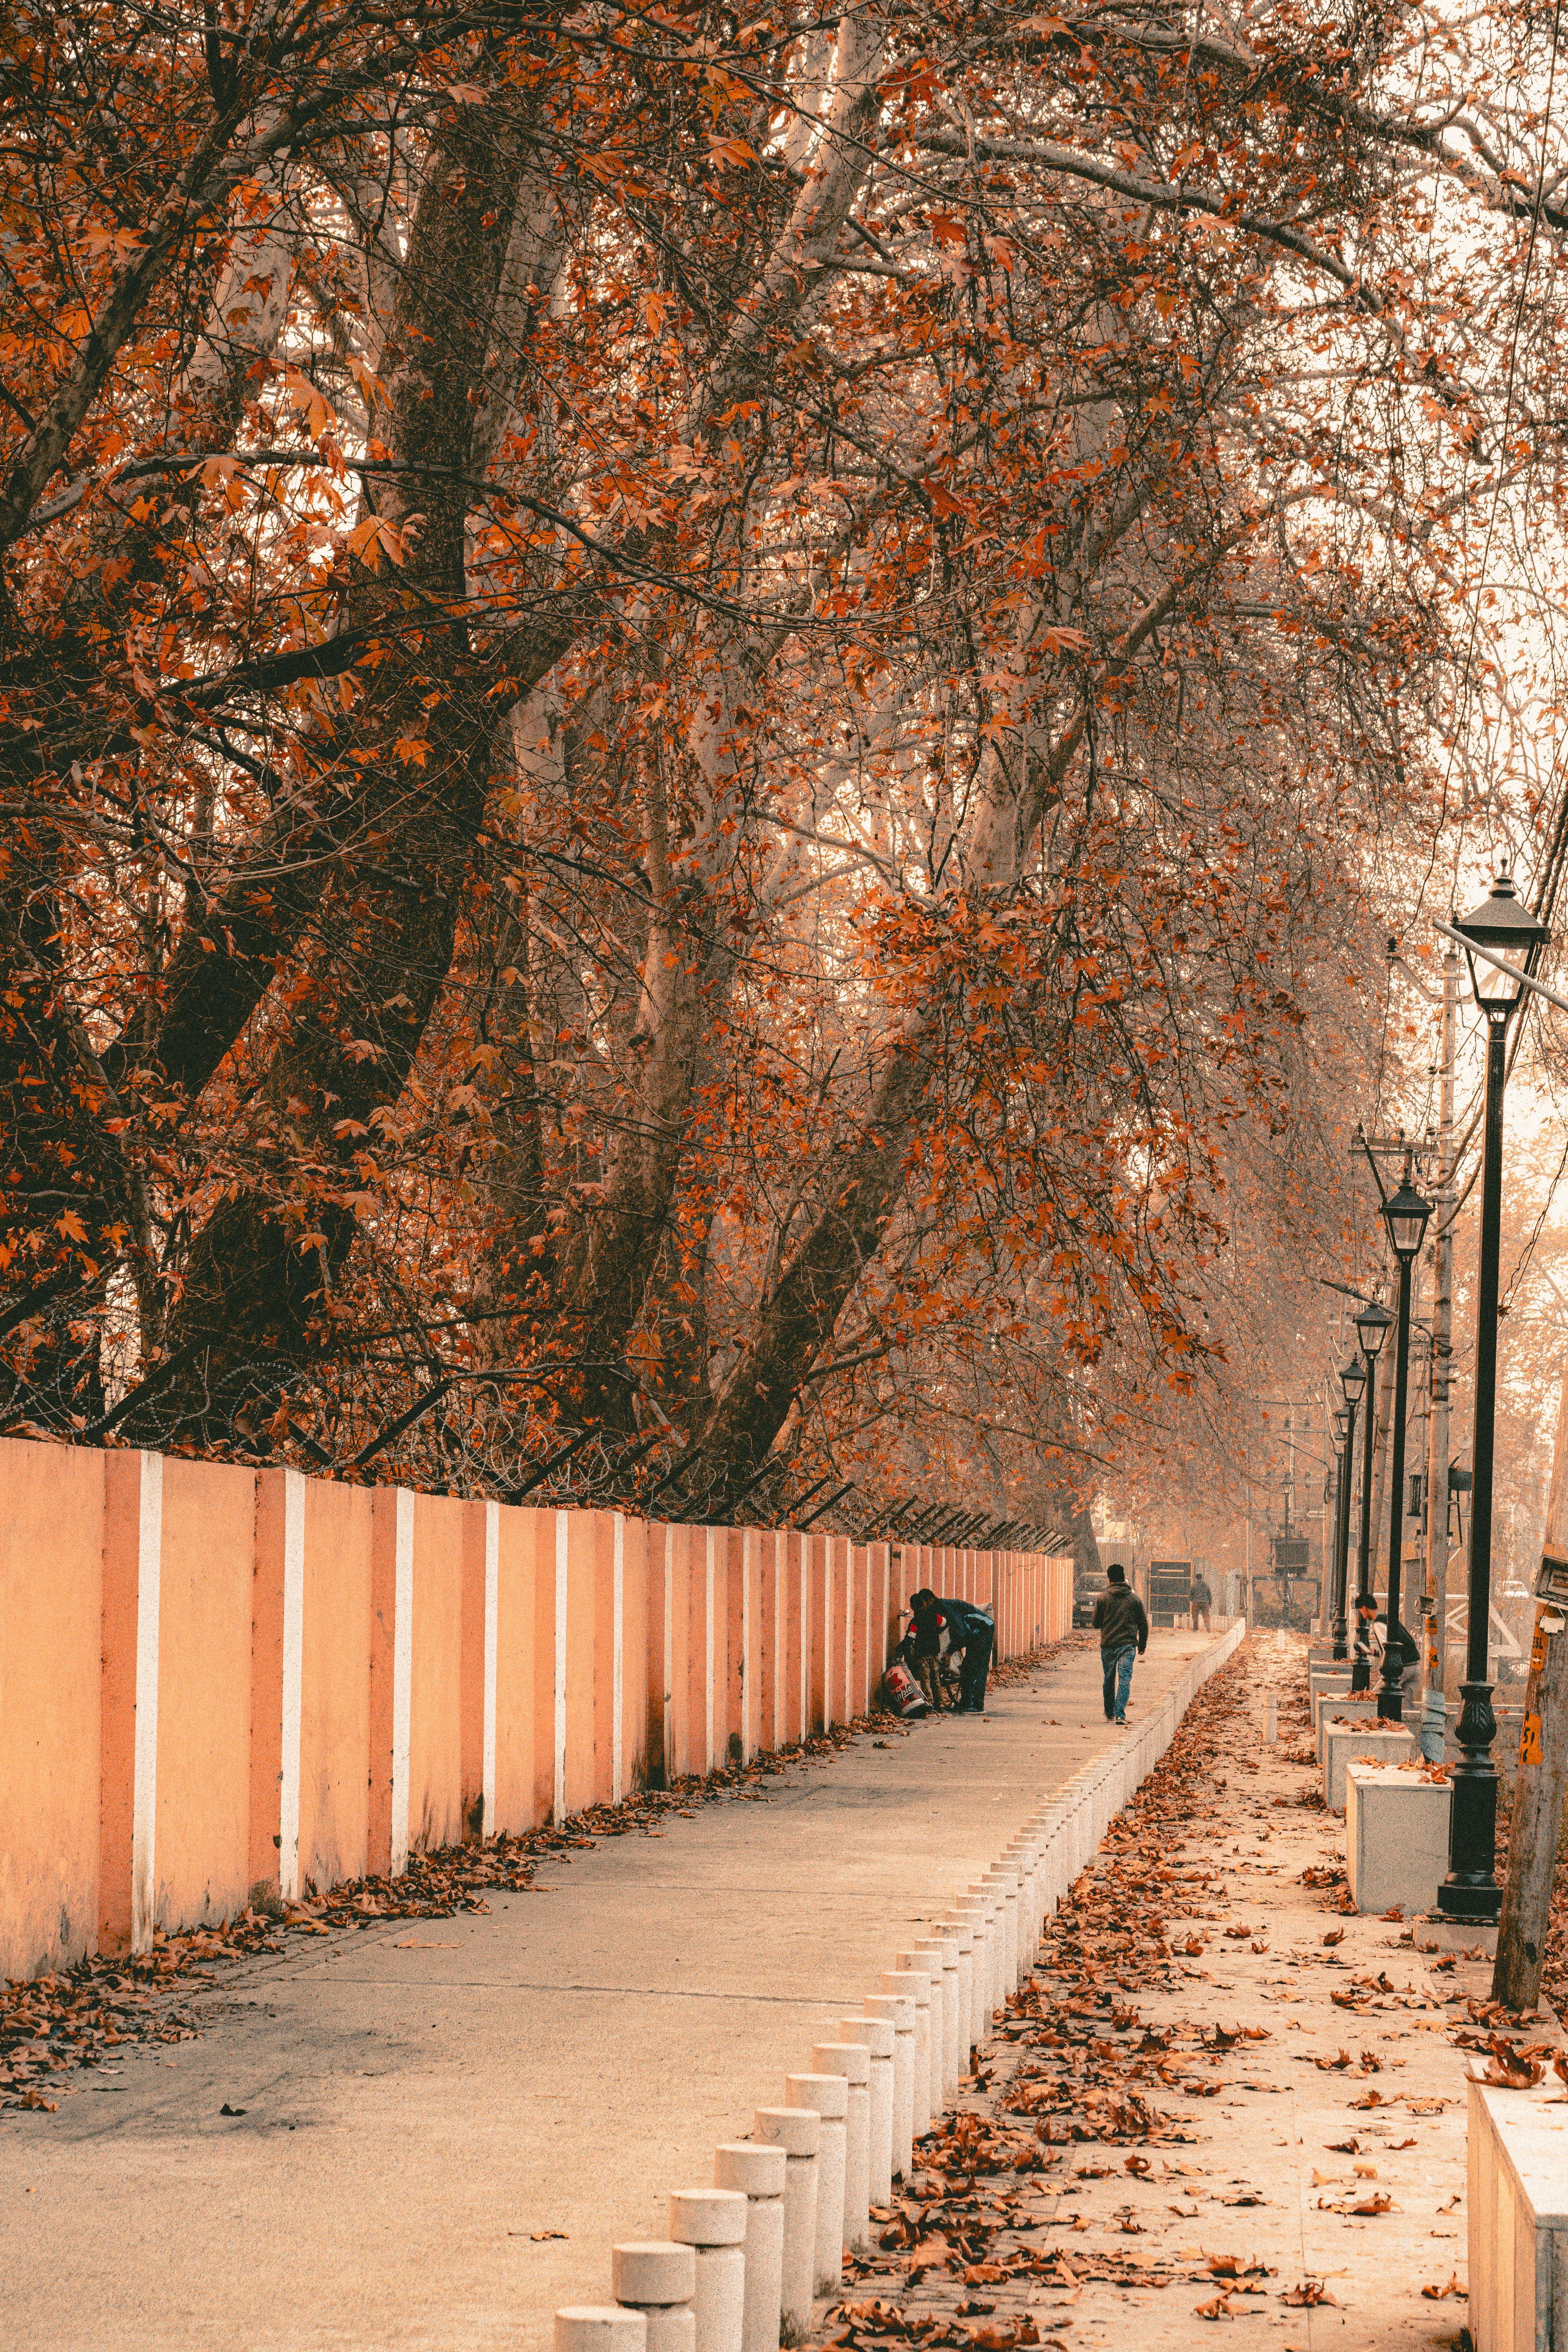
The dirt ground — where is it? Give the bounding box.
[811,1631,1538,2352]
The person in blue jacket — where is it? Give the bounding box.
[910,1588,996,1714]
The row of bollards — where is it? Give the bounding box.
[554,1626,1249,2352]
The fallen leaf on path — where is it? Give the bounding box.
[1323,1929,1347,1947]
[1279,2282,1340,2307]
[1478,2039,1545,2088]
[1423,2274,1463,2299]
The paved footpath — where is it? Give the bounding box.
[2,1630,1215,2352]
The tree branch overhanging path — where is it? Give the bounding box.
[0,0,1557,1527]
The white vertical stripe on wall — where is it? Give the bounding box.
[278,1468,306,1900]
[391,1489,414,1876]
[131,1450,163,1953]
[612,1512,625,1802]
[704,1526,717,1773]
[843,1543,854,1724]
[483,1499,499,1836]
[824,1541,835,1728]
[554,1510,568,1824]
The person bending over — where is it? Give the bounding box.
[1092,1563,1148,1726]
[909,1588,996,1714]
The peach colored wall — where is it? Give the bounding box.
[0,1439,103,1978]
[250,1469,289,1900]
[721,1528,744,1764]
[808,1535,829,1733]
[687,1527,712,1775]
[619,1514,649,1795]
[492,1506,543,1833]
[297,1473,374,1890]
[555,1505,597,1816]
[406,1491,466,1856]
[459,1501,487,1840]
[367,1490,400,1876]
[153,1457,257,1934]
[98,1451,143,1951]
[3,1436,1103,1985]
[667,1524,693,1781]
[782,1534,804,1746]
[643,1519,670,1789]
[751,1531,774,1757]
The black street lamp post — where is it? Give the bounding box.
[1439,872,1553,1920]
[1332,1357,1366,1661]
[1329,1414,1349,1658]
[1350,1299,1393,1693]
[1374,1158,1434,1722]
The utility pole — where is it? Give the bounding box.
[1493,1371,1568,2010]
[1423,944,1459,1760]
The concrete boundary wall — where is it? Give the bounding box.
[0,1435,1073,1981]
[568,1619,1247,2348]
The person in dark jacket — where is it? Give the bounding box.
[1354,1594,1421,1710]
[910,1588,996,1713]
[1092,1563,1148,1725]
[1190,1572,1212,1632]
[906,1590,947,1712]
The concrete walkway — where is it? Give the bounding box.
[2,1629,1217,2352]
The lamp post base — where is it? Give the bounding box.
[1331,1617,1348,1664]
[1437,1681,1501,1924]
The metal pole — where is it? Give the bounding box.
[1377,1250,1416,1721]
[1439,1016,1509,1919]
[1424,946,1458,1757]
[1351,1345,1379,1691]
[1332,1396,1357,1659]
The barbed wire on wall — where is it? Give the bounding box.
[0,1306,1064,1551]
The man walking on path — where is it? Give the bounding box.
[1093,1563,1148,1725]
[1190,1570,1212,1632]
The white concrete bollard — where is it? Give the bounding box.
[715,2143,785,2352]
[558,2310,649,2352]
[613,2245,697,2352]
[951,1896,994,2041]
[668,2191,747,2352]
[785,2071,847,2295]
[755,2107,820,2337]
[1265,1692,1278,1744]
[811,2041,871,2250]
[911,1933,962,2094]
[942,1913,980,2055]
[899,1943,950,2115]
[934,1918,976,2065]
[1004,1845,1039,1955]
[837,2014,894,2206]
[863,1991,916,2177]
[881,1970,932,2141]
[980,1873,1020,1992]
